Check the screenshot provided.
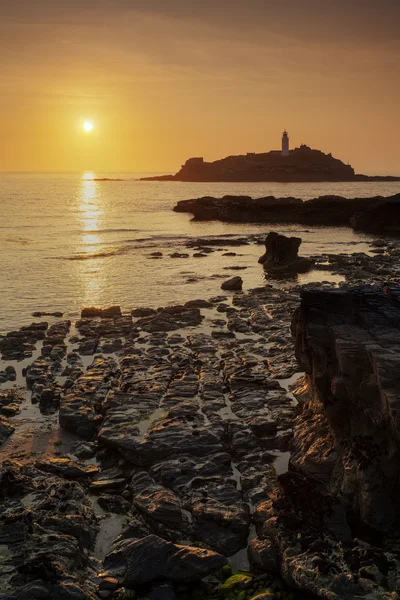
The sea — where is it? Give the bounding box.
[1,172,399,334]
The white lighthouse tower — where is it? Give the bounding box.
[281,130,289,157]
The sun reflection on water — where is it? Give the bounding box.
[80,173,103,250]
[77,173,109,306]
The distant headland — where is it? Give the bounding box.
[141,130,400,183]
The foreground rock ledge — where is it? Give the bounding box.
[291,284,400,530]
[254,285,400,600]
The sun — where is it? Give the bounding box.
[84,121,93,132]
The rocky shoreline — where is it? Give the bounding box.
[0,234,400,600]
[173,194,400,235]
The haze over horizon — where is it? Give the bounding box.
[1,0,399,175]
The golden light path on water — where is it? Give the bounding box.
[77,172,109,306]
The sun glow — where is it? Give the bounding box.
[84,121,93,132]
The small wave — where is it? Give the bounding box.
[5,237,31,245]
[84,228,141,234]
[60,246,132,260]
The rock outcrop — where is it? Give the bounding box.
[291,285,400,529]
[173,193,400,235]
[253,285,400,600]
[258,232,313,274]
[350,196,400,234]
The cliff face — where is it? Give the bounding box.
[253,287,400,599]
[291,286,400,531]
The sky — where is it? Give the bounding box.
[0,0,399,174]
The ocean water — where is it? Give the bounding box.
[1,172,399,333]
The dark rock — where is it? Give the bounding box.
[172,193,400,235]
[191,489,250,555]
[250,420,278,437]
[184,299,213,309]
[75,442,97,459]
[0,415,14,445]
[0,463,98,599]
[0,365,16,383]
[97,494,130,514]
[0,390,23,420]
[208,295,228,303]
[98,577,119,591]
[32,311,64,318]
[136,306,203,332]
[0,322,47,360]
[4,582,51,599]
[147,583,176,600]
[101,411,223,466]
[132,308,157,318]
[248,538,279,574]
[221,277,243,291]
[103,534,227,586]
[258,232,313,273]
[81,306,122,318]
[186,237,249,247]
[35,458,98,479]
[131,472,183,528]
[90,468,128,492]
[59,357,117,439]
[350,197,400,234]
[223,265,247,271]
[291,285,400,530]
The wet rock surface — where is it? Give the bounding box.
[0,289,302,599]
[1,241,400,599]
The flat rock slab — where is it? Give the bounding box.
[36,458,99,479]
[103,534,227,586]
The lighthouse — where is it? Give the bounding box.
[282,130,289,157]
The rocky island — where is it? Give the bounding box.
[141,132,400,183]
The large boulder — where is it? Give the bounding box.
[103,534,227,587]
[258,232,313,273]
[221,276,243,291]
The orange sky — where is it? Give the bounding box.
[0,0,399,175]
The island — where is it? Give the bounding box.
[141,131,400,183]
